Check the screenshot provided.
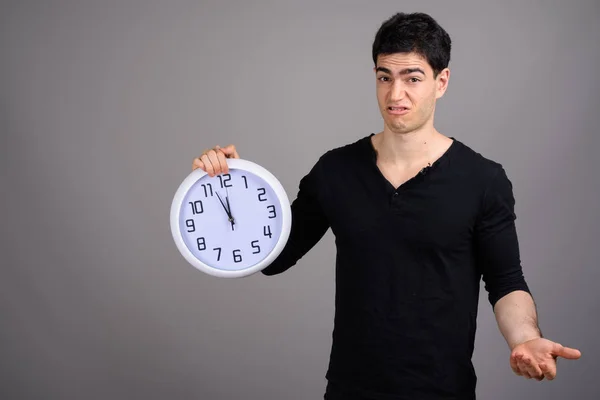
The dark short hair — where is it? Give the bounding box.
[372,12,452,77]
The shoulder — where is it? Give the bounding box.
[316,135,371,169]
[450,139,508,185]
[449,140,518,218]
[295,136,369,195]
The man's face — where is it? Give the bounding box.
[374,52,449,134]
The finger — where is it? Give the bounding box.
[511,364,522,376]
[521,357,543,380]
[192,157,205,171]
[200,154,215,177]
[554,344,582,360]
[517,358,533,378]
[514,353,524,364]
[215,146,229,174]
[514,353,525,373]
[220,144,240,159]
[206,150,222,175]
[510,353,522,375]
[521,370,532,379]
[539,362,556,381]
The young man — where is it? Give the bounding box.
[193,12,581,400]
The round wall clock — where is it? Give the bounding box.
[170,159,291,278]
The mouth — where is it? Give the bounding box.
[387,106,410,115]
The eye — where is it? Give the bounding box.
[408,77,421,83]
[377,76,390,82]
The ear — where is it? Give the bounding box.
[435,68,450,99]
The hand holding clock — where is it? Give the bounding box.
[193,144,240,176]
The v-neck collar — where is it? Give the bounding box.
[363,133,458,192]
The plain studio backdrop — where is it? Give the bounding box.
[2,1,599,399]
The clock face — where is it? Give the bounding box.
[178,168,284,272]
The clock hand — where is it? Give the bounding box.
[225,186,236,231]
[216,191,235,231]
[216,192,232,219]
[225,187,234,219]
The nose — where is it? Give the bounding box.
[390,80,406,102]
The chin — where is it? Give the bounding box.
[387,122,411,134]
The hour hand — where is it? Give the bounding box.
[226,196,235,230]
[226,194,234,220]
[225,186,235,229]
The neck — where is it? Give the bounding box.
[373,126,444,167]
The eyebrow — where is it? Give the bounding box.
[376,67,426,76]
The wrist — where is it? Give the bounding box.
[509,330,543,351]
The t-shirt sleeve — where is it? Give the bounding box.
[474,166,531,307]
[261,158,330,276]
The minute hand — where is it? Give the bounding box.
[216,192,233,221]
[217,192,235,230]
[226,194,234,220]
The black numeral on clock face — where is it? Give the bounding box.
[201,183,213,197]
[251,240,261,254]
[186,219,195,232]
[264,225,272,238]
[242,175,248,189]
[189,200,203,214]
[257,188,267,202]
[267,205,276,219]
[233,249,242,263]
[218,174,232,188]
[213,247,221,261]
[197,237,206,251]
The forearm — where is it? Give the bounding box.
[262,162,330,276]
[493,290,542,350]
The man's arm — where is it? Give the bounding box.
[475,166,581,380]
[261,156,330,276]
[475,166,531,310]
[493,289,542,350]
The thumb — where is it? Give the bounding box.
[553,343,582,360]
[219,144,240,159]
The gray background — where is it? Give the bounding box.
[2,0,598,399]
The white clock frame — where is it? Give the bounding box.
[170,158,292,278]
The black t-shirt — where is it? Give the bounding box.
[262,134,531,399]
